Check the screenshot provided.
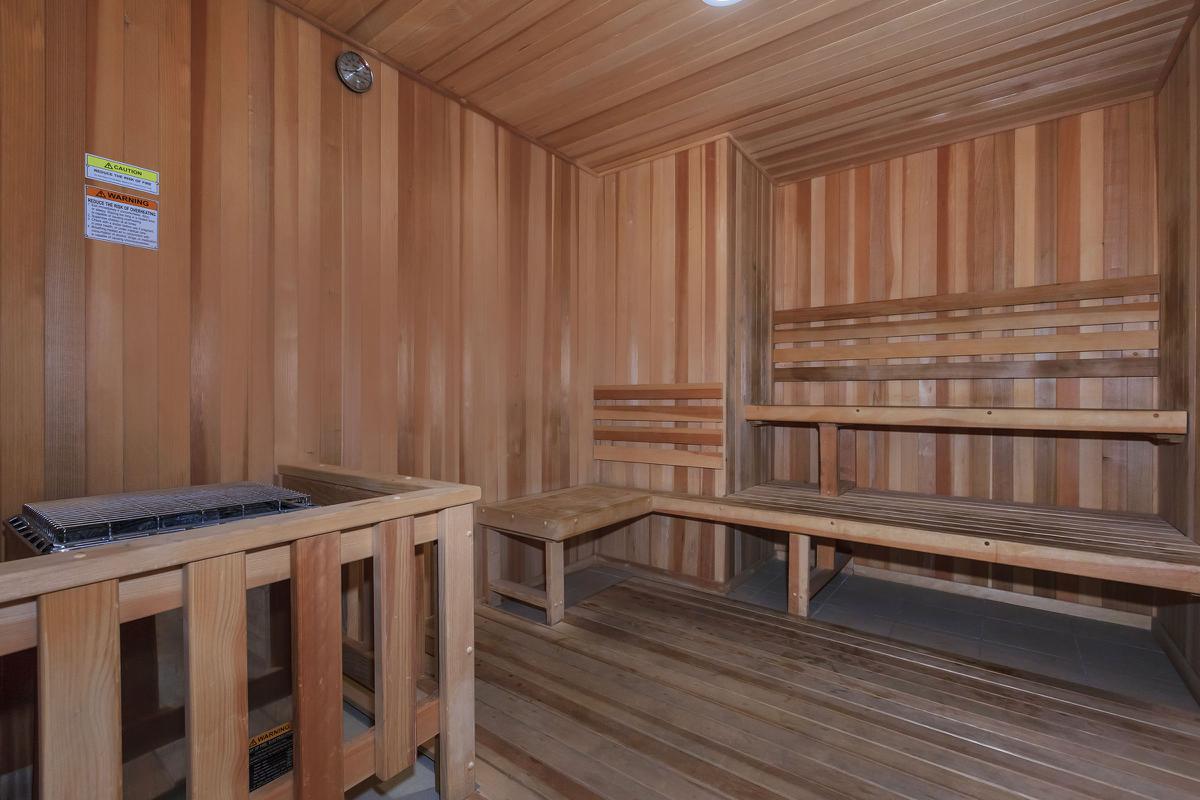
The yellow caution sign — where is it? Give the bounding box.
[85,153,160,194]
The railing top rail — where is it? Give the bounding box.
[0,480,479,605]
[276,463,470,495]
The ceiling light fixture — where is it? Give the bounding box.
[702,0,743,6]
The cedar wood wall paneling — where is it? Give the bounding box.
[0,0,597,589]
[585,140,734,586]
[271,8,596,585]
[0,0,752,588]
[556,139,776,587]
[1157,19,1200,695]
[0,0,201,524]
[772,101,1160,614]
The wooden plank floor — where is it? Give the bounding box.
[474,577,1200,800]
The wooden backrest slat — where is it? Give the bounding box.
[773,330,1157,364]
[593,405,723,422]
[38,580,123,799]
[773,358,1159,382]
[592,425,723,446]
[594,444,724,469]
[184,553,250,799]
[773,302,1159,345]
[291,532,344,798]
[372,517,417,780]
[594,383,723,400]
[774,274,1159,324]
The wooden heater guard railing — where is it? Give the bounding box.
[0,468,481,800]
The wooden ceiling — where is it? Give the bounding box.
[293,0,1196,182]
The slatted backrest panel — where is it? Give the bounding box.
[593,384,725,470]
[772,275,1160,380]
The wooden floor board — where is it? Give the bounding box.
[584,585,1200,795]
[474,577,1200,800]
[560,604,1140,800]
[476,618,959,800]
[477,691,685,800]
[628,578,1200,737]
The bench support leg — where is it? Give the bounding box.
[545,541,565,626]
[484,526,502,607]
[788,533,811,617]
[816,541,836,570]
[818,424,842,496]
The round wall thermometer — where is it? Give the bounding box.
[335,51,373,93]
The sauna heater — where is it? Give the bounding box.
[6,482,313,554]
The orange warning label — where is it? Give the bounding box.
[84,184,159,250]
[85,185,159,211]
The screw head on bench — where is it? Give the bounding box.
[466,645,474,654]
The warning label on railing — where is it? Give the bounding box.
[249,721,294,791]
[84,186,158,250]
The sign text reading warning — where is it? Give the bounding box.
[84,186,159,250]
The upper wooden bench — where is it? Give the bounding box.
[743,404,1188,497]
[479,481,1200,624]
[744,405,1187,437]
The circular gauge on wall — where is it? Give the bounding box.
[335,51,374,93]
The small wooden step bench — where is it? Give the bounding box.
[478,486,654,624]
[479,482,1200,625]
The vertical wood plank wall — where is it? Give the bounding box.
[1157,19,1200,694]
[585,141,729,585]
[580,141,774,587]
[0,0,595,591]
[772,100,1160,614]
[270,9,596,585]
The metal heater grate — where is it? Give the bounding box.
[7,482,313,553]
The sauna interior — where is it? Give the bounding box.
[4,0,1200,798]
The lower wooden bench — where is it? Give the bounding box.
[479,482,1200,625]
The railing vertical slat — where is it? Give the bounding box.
[291,532,344,798]
[184,553,249,799]
[372,517,417,779]
[37,580,122,799]
[437,504,477,800]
